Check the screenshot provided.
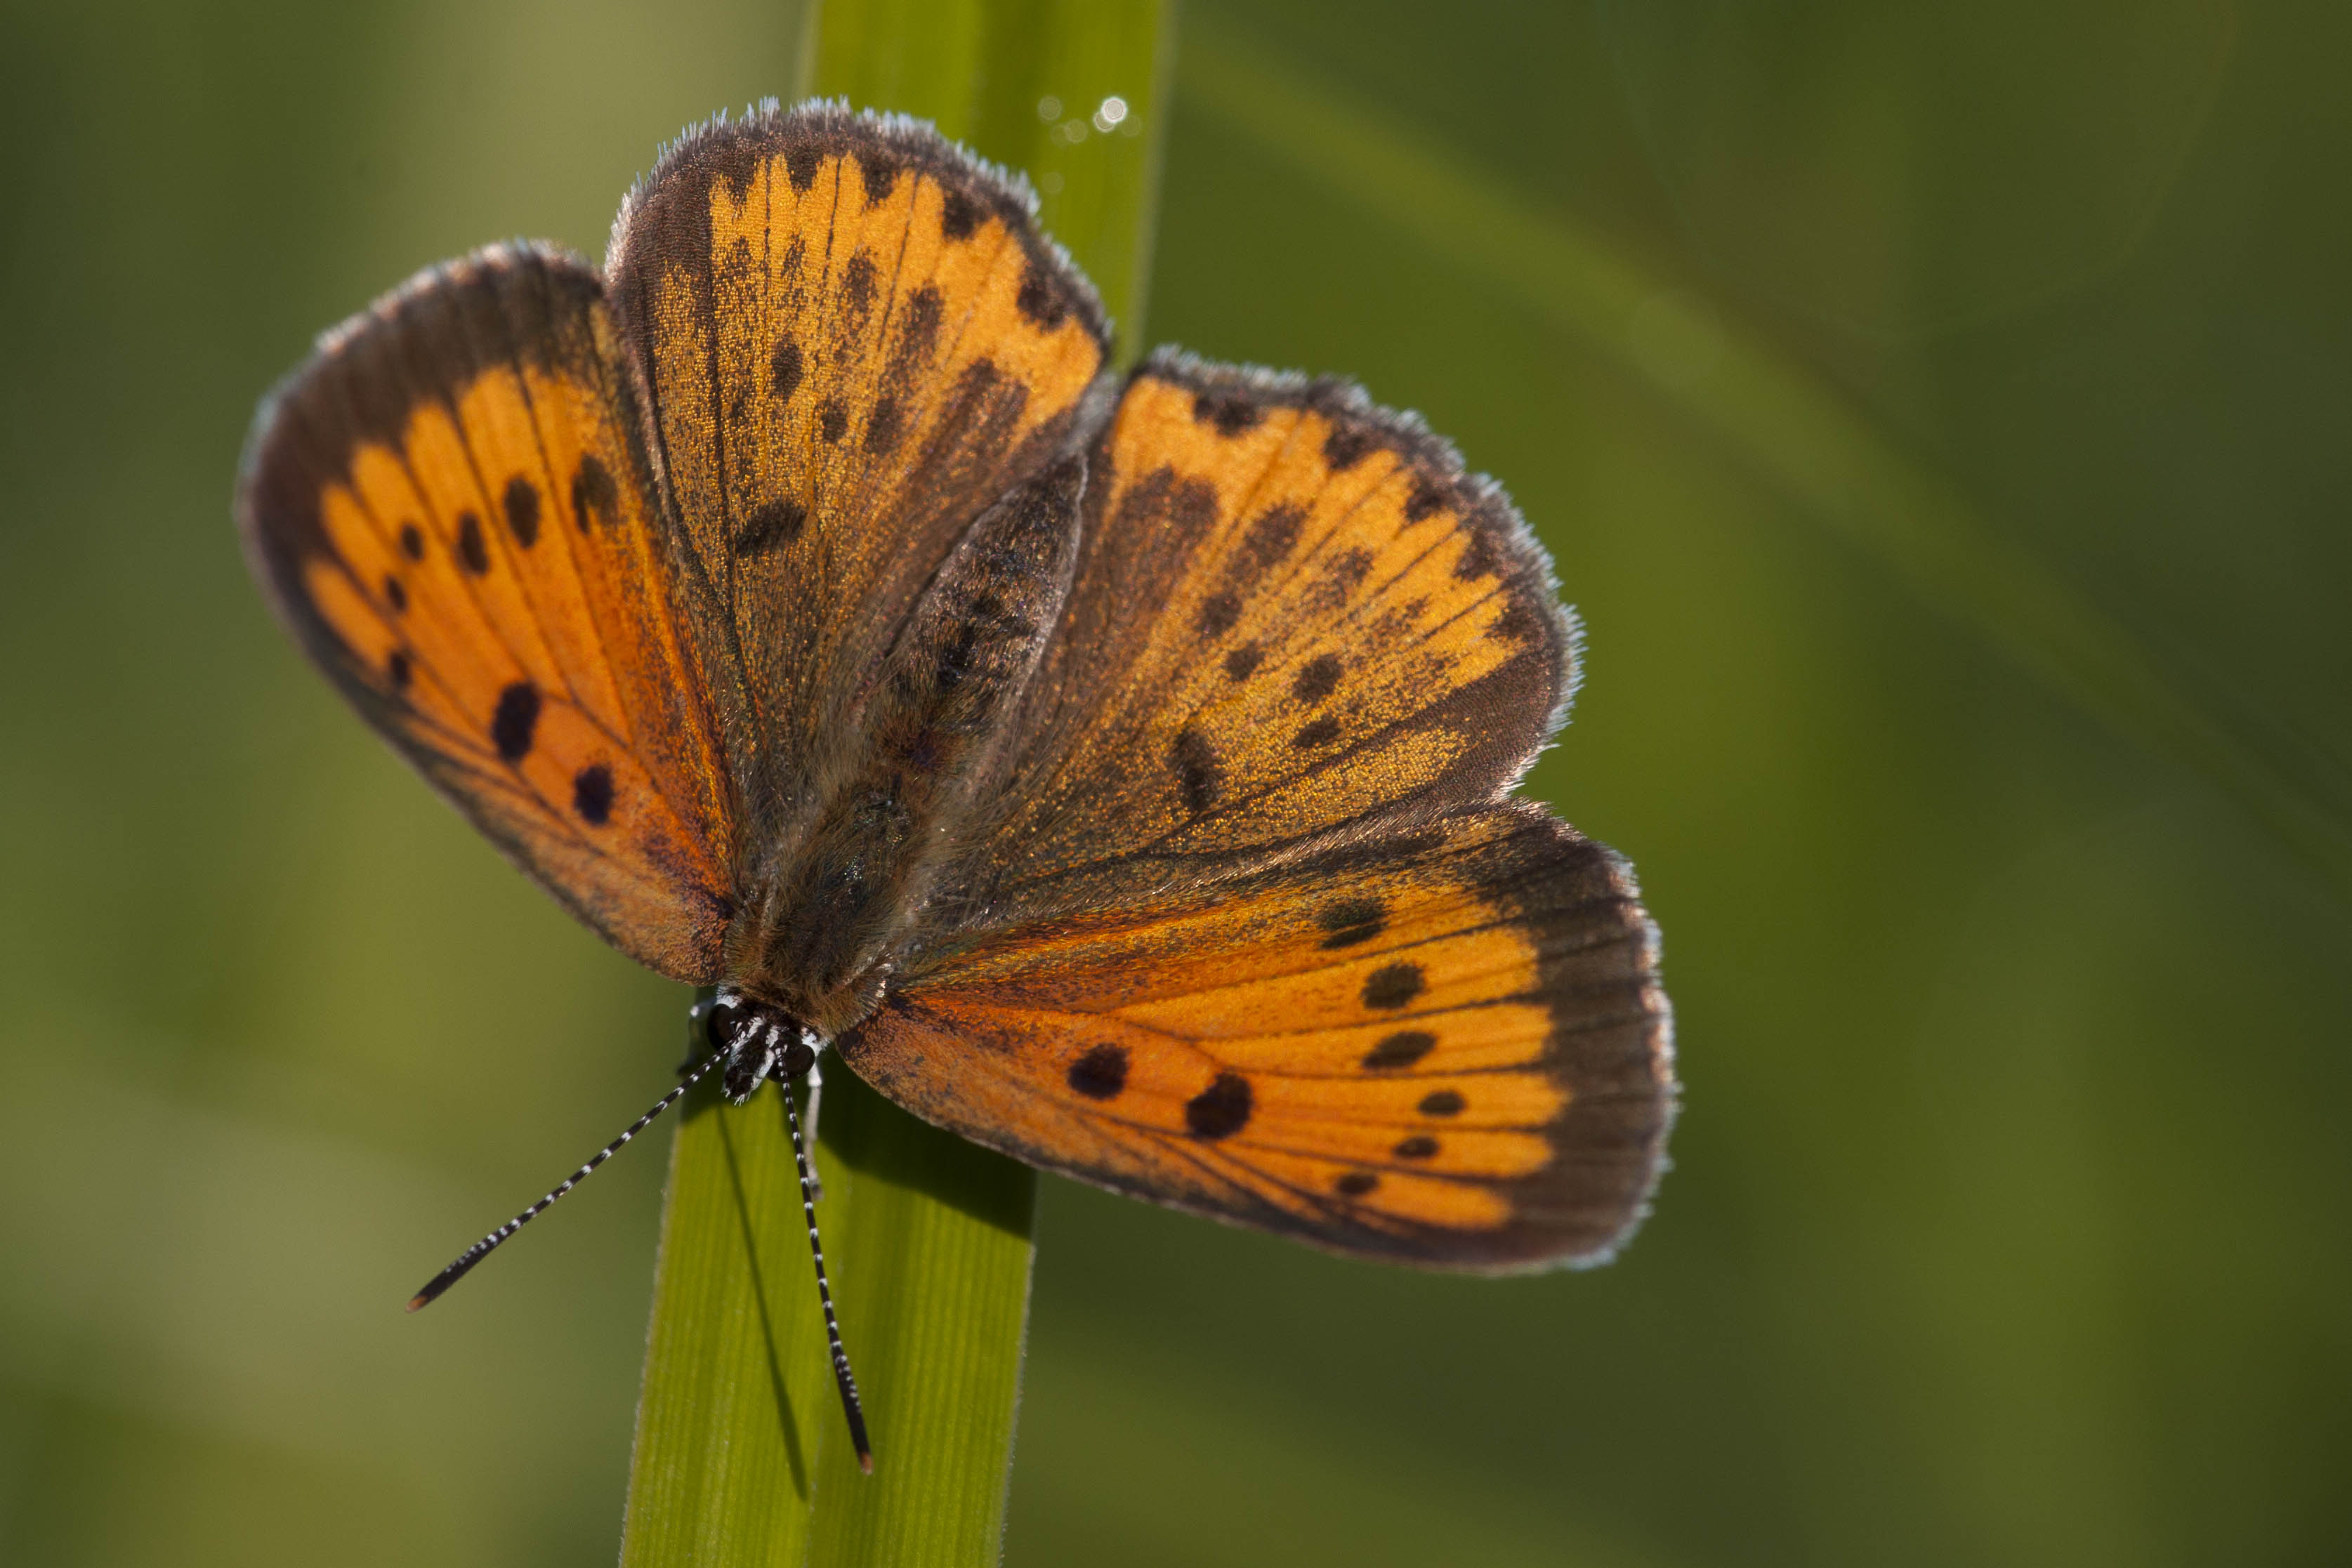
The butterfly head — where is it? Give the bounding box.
[695,987,822,1105]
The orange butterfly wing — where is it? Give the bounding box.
[947,350,1575,926]
[850,805,1673,1269]
[607,107,1110,824]
[858,357,1676,1267]
[238,110,1114,983]
[237,244,738,979]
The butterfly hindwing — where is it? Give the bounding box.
[237,244,737,980]
[961,350,1576,924]
[606,107,1112,824]
[850,805,1674,1270]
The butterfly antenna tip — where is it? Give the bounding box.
[405,1048,726,1311]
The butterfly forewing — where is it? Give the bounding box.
[959,350,1575,925]
[605,107,1111,824]
[853,805,1673,1270]
[237,244,737,980]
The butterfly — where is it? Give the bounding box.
[235,102,1677,1465]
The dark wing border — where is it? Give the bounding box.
[606,98,1112,353]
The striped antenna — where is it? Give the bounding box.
[407,1047,726,1312]
[781,1072,874,1473]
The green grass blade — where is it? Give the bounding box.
[802,1076,1042,1563]
[623,1074,1039,1565]
[622,4,1175,1564]
[1180,11,2352,900]
[623,1080,852,1567]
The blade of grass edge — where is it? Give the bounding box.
[620,4,1177,1564]
[1180,11,2352,901]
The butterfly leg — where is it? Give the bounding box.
[797,1043,826,1201]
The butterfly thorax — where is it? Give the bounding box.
[718,873,898,1039]
[717,458,1086,1037]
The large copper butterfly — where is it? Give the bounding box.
[237,103,1678,1465]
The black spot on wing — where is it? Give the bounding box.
[1317,547,1374,607]
[842,252,877,317]
[819,399,848,444]
[1185,1074,1252,1139]
[858,152,899,204]
[1293,716,1341,749]
[1405,477,1447,522]
[387,650,412,690]
[1363,963,1424,1010]
[784,143,821,192]
[898,286,945,363]
[398,522,426,560]
[1453,525,1499,582]
[866,395,904,454]
[1239,503,1304,575]
[492,682,539,762]
[572,764,614,824]
[1419,1090,1465,1116]
[1393,1135,1439,1160]
[1113,465,1220,546]
[1335,1171,1379,1197]
[1197,592,1241,638]
[456,512,490,574]
[1292,653,1343,705]
[1016,263,1068,327]
[1195,503,1306,641]
[1192,389,1261,436]
[383,574,407,612]
[940,189,981,239]
[1067,1044,1129,1100]
[771,336,803,402]
[1363,1030,1435,1069]
[502,476,539,547]
[737,497,807,555]
[1491,599,1540,644]
[1171,727,1221,815]
[1223,642,1263,681]
[571,456,617,531]
[1322,423,1374,470]
[1316,897,1386,949]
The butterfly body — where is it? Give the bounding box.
[240,103,1676,1275]
[718,451,1086,1036]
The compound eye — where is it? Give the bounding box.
[704,996,750,1051]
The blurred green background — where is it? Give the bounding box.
[4,1,2348,1563]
